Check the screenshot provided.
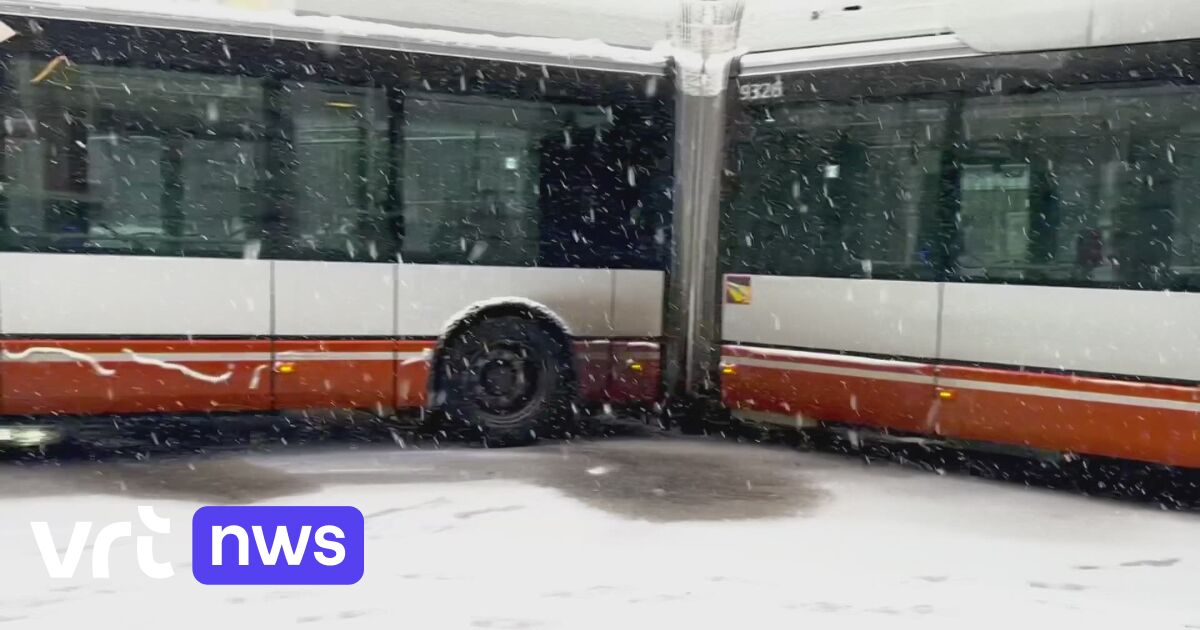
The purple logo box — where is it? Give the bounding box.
[192,506,364,585]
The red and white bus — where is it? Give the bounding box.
[0,0,671,444]
[716,1,1200,468]
[3,0,1200,473]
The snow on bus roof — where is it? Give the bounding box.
[287,0,949,55]
[0,0,669,73]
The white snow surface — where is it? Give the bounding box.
[0,439,1197,629]
[441,296,573,338]
[3,0,669,67]
[1,346,117,377]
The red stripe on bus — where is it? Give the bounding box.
[0,337,661,419]
[721,345,1200,468]
[721,351,936,435]
[274,339,407,412]
[0,338,437,416]
[2,338,274,416]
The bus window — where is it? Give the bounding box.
[722,99,948,280]
[538,104,672,269]
[400,94,669,269]
[957,163,1034,280]
[400,94,565,266]
[274,83,395,262]
[956,85,1200,289]
[1,56,267,258]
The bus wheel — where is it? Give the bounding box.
[440,315,574,446]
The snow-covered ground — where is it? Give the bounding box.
[1,437,1198,629]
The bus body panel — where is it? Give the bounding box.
[0,258,665,418]
[941,284,1200,384]
[721,341,1200,468]
[274,261,396,338]
[721,343,938,436]
[0,253,271,337]
[722,276,938,360]
[272,338,397,414]
[393,265,642,338]
[933,363,1200,469]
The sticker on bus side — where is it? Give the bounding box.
[0,21,15,44]
[725,275,752,305]
[738,77,783,101]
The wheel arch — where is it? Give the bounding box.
[427,298,577,410]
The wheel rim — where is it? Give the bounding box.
[468,342,542,418]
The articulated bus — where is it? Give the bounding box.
[0,0,672,444]
[2,0,1200,472]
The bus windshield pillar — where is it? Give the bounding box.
[664,0,743,405]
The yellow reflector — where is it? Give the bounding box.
[937,389,954,400]
[629,363,644,372]
[275,363,296,374]
[721,365,736,375]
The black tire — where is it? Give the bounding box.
[440,314,574,446]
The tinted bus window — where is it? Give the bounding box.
[2,57,267,257]
[957,85,1200,289]
[723,99,948,280]
[400,95,610,266]
[274,83,396,262]
[402,94,671,269]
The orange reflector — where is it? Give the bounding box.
[721,364,736,375]
[937,389,955,400]
[275,363,297,374]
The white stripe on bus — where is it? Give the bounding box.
[275,352,404,362]
[725,356,934,386]
[936,378,1200,414]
